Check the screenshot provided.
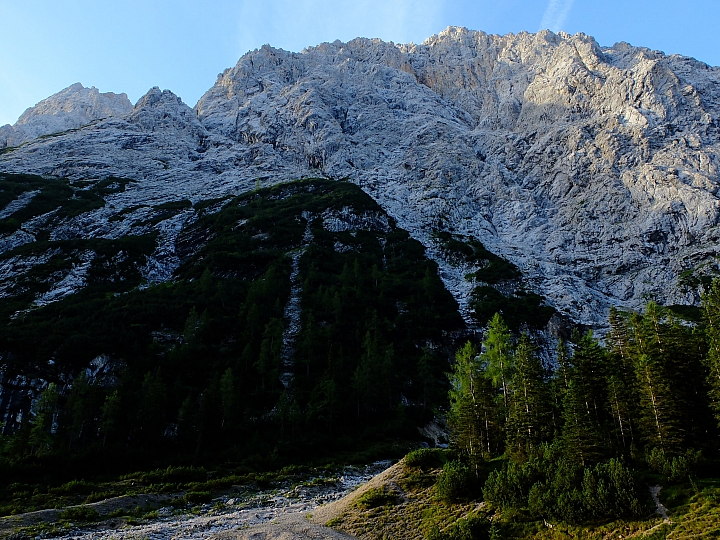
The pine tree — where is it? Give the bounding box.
[702,279,720,427]
[29,383,59,455]
[506,334,549,454]
[483,313,514,421]
[448,341,499,469]
[100,390,122,447]
[562,380,604,466]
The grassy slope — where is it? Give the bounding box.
[314,456,720,540]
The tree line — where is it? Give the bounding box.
[447,285,720,523]
[0,180,465,485]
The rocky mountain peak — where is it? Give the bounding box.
[1,29,720,327]
[0,83,132,149]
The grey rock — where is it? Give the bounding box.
[0,83,132,149]
[1,27,720,326]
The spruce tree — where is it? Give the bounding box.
[702,279,720,427]
[220,368,236,428]
[66,370,91,447]
[483,313,514,421]
[628,302,709,452]
[448,341,498,469]
[571,331,607,427]
[634,353,682,455]
[29,383,59,455]
[549,338,572,435]
[506,334,549,454]
[604,308,639,452]
[100,390,121,447]
[562,380,604,466]
[605,367,637,452]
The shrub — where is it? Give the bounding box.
[646,447,701,483]
[424,511,490,540]
[485,454,646,524]
[59,506,100,522]
[85,491,113,504]
[354,486,398,509]
[436,460,475,503]
[405,448,445,470]
[52,479,95,495]
[184,491,212,504]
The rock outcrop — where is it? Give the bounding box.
[2,27,720,326]
[0,83,132,149]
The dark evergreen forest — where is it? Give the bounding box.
[445,297,720,525]
[0,178,467,496]
[1,174,719,530]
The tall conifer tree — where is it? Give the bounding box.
[483,313,514,421]
[702,279,720,427]
[506,334,549,453]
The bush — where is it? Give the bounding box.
[485,453,646,524]
[184,491,212,504]
[424,511,490,540]
[85,491,113,504]
[405,448,445,470]
[121,466,207,485]
[354,486,398,509]
[436,460,475,503]
[59,505,100,522]
[646,447,701,483]
[52,479,95,495]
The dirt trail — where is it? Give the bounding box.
[0,462,389,540]
[0,493,175,536]
[649,485,671,522]
[212,513,357,540]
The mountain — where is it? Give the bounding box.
[1,27,719,330]
[0,83,132,149]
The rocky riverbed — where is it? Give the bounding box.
[4,461,390,540]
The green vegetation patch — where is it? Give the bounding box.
[355,486,399,509]
[470,286,555,330]
[0,178,465,498]
[58,505,100,523]
[433,231,520,284]
[0,174,131,235]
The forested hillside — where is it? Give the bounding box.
[0,177,472,491]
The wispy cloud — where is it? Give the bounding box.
[236,0,445,57]
[539,0,575,32]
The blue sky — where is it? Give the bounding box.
[1,0,718,126]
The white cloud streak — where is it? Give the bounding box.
[539,0,575,32]
[236,0,445,57]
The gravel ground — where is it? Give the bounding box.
[36,461,391,540]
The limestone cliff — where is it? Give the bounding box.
[0,83,132,149]
[2,27,720,326]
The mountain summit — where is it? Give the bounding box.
[0,83,132,149]
[1,27,719,325]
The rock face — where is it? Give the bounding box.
[0,83,132,149]
[2,27,720,325]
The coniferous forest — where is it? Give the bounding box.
[444,297,720,528]
[0,178,466,503]
[0,176,719,536]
